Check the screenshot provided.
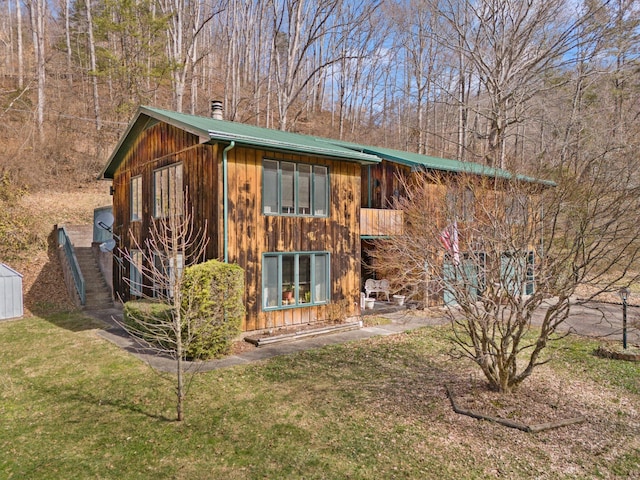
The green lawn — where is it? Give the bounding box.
[1,312,638,479]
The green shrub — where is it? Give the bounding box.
[123,300,174,350]
[123,260,245,360]
[182,260,245,359]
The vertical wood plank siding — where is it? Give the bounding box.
[226,147,361,331]
[112,123,219,305]
[112,122,361,331]
[360,160,407,208]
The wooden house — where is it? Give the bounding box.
[101,106,550,331]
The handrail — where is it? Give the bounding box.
[57,226,86,305]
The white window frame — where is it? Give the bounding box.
[129,249,143,297]
[130,175,142,222]
[152,252,184,298]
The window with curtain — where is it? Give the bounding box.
[130,175,142,221]
[262,160,329,217]
[153,163,183,218]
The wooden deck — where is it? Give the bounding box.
[360,208,403,237]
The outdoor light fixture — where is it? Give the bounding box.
[618,287,630,350]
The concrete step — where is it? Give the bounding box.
[64,225,93,248]
[71,243,113,309]
[244,321,362,347]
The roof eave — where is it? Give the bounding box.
[99,106,211,180]
[208,130,380,165]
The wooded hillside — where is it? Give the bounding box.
[1,0,638,312]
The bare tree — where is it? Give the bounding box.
[158,0,221,112]
[62,0,72,87]
[25,0,46,142]
[369,167,640,393]
[267,0,381,131]
[84,0,101,131]
[118,201,210,422]
[387,0,444,155]
[434,0,607,168]
[16,0,24,90]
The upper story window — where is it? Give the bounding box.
[154,163,183,218]
[506,193,528,225]
[446,186,475,222]
[130,175,142,222]
[262,159,329,217]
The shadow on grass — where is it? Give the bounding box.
[33,377,176,423]
[25,229,100,331]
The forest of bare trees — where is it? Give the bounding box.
[0,0,638,190]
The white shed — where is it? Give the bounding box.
[0,263,23,320]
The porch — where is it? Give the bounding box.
[360,208,403,237]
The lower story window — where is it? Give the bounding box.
[153,252,183,298]
[262,252,329,309]
[130,249,143,297]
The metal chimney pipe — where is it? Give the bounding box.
[211,100,223,120]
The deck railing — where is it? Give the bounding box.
[57,226,86,305]
[360,208,403,237]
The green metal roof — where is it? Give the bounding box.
[101,106,554,186]
[101,106,380,179]
[319,139,555,186]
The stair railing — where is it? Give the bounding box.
[57,226,86,305]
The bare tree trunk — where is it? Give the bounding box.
[16,0,24,90]
[85,0,102,131]
[27,0,46,143]
[457,34,467,161]
[63,0,72,87]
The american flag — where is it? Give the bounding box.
[440,221,459,265]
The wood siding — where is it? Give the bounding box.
[360,208,403,236]
[111,122,219,304]
[361,160,408,209]
[225,146,361,331]
[111,122,362,331]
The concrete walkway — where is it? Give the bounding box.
[87,299,639,373]
[89,307,447,372]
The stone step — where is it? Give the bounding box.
[61,228,114,309]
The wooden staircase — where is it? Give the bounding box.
[63,225,114,310]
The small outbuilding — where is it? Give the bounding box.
[0,263,23,320]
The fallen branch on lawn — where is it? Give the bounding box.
[445,384,586,433]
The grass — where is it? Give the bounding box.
[1,312,639,479]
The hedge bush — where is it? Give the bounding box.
[123,300,174,350]
[182,260,245,359]
[123,260,245,360]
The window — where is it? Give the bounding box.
[506,193,528,225]
[262,160,329,217]
[129,249,143,297]
[262,252,330,309]
[154,163,183,218]
[446,186,474,222]
[152,252,183,298]
[131,176,142,221]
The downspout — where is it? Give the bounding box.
[222,141,235,263]
[367,165,372,208]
